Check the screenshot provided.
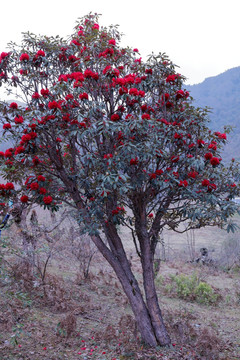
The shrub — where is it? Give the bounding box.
[164,273,220,305]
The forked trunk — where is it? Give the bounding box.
[90,230,171,347]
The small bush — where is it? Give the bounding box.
[195,281,219,305]
[164,273,220,305]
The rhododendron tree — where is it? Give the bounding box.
[0,13,240,346]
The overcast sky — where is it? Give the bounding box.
[0,0,240,85]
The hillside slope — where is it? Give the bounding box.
[187,67,240,162]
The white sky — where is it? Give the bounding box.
[0,0,240,85]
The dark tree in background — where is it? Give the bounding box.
[0,13,239,346]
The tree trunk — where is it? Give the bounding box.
[90,225,170,346]
[140,236,171,346]
[132,197,171,346]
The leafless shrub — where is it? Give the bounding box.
[56,312,77,338]
[41,274,74,312]
[67,223,97,280]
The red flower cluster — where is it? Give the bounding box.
[0,183,15,193]
[215,132,227,140]
[79,92,88,100]
[130,157,138,165]
[48,101,62,110]
[43,195,53,205]
[179,180,188,187]
[32,92,40,99]
[20,53,30,61]
[104,153,113,159]
[15,116,24,124]
[20,195,29,203]
[112,206,125,216]
[210,157,220,166]
[9,102,18,109]
[37,175,45,182]
[3,123,11,130]
[36,50,45,57]
[142,114,150,120]
[166,74,180,83]
[41,88,50,97]
[111,114,120,121]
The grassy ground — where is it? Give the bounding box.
[0,211,240,359]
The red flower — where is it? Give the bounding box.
[20,53,29,61]
[109,39,116,46]
[111,114,120,121]
[204,152,213,160]
[20,195,29,203]
[32,92,40,99]
[210,157,220,166]
[92,23,99,30]
[179,180,188,187]
[40,88,50,97]
[119,87,128,95]
[188,171,198,178]
[9,102,18,109]
[145,69,153,75]
[202,179,210,186]
[36,50,45,57]
[142,114,150,120]
[15,146,25,155]
[79,92,88,100]
[129,88,139,96]
[39,187,47,195]
[15,116,24,124]
[148,213,154,218]
[175,89,185,99]
[166,74,179,83]
[19,69,28,75]
[155,169,163,175]
[139,90,145,97]
[5,149,13,158]
[21,134,32,143]
[149,173,156,179]
[103,65,112,75]
[130,158,138,165]
[30,182,39,191]
[208,142,217,151]
[48,101,62,110]
[3,123,11,129]
[197,139,205,147]
[5,182,14,190]
[215,131,227,140]
[208,183,217,191]
[43,196,53,205]
[37,175,45,182]
[0,52,9,60]
[104,153,113,159]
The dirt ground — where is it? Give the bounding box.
[0,210,240,359]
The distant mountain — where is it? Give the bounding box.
[186,66,240,162]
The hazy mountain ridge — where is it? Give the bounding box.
[186,66,240,162]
